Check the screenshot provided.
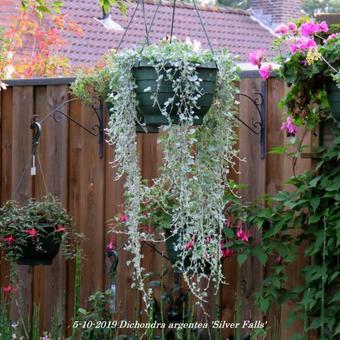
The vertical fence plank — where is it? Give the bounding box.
[237,78,266,335]
[32,85,69,333]
[0,88,12,288]
[11,86,34,333]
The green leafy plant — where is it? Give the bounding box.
[72,38,241,308]
[247,132,340,339]
[77,290,116,340]
[0,194,82,262]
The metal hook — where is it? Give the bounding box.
[30,117,42,156]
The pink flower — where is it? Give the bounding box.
[220,245,234,258]
[55,225,65,233]
[25,228,38,237]
[289,37,316,54]
[281,116,298,137]
[184,237,195,251]
[106,240,116,252]
[288,22,297,32]
[4,235,15,245]
[275,24,289,35]
[319,21,328,33]
[3,284,16,295]
[327,33,337,41]
[275,255,282,264]
[248,50,265,67]
[299,22,321,36]
[119,214,129,222]
[236,228,250,242]
[259,64,272,80]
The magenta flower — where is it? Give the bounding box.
[236,228,250,242]
[248,50,265,67]
[319,21,328,33]
[3,284,16,295]
[281,116,298,137]
[55,224,65,233]
[4,235,15,245]
[289,37,316,54]
[275,255,282,264]
[25,228,38,237]
[119,214,129,222]
[220,245,234,258]
[275,24,289,35]
[184,237,195,251]
[327,33,337,41]
[106,240,116,252]
[288,22,297,32]
[299,21,322,36]
[259,64,272,80]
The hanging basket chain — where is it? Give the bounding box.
[169,0,176,43]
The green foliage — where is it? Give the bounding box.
[70,52,116,105]
[248,133,340,339]
[21,0,64,17]
[302,0,340,16]
[31,304,40,340]
[77,290,115,340]
[0,292,12,340]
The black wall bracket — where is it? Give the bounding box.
[235,84,266,159]
[30,98,105,159]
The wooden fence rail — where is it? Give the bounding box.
[0,75,312,339]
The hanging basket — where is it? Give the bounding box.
[16,224,62,266]
[132,62,218,127]
[326,81,340,128]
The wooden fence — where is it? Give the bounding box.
[0,74,313,339]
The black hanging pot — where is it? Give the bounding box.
[165,230,211,274]
[17,224,62,265]
[132,62,218,127]
[326,81,340,128]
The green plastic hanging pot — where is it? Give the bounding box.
[17,224,62,265]
[326,81,340,128]
[132,62,218,127]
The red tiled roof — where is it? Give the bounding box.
[62,0,275,64]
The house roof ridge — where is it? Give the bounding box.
[134,0,250,17]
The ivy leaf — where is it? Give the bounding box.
[237,254,247,266]
[310,196,320,212]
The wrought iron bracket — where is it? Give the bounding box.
[235,83,266,159]
[30,98,105,159]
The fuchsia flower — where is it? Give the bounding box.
[220,245,234,258]
[106,240,116,252]
[25,228,38,237]
[236,228,250,242]
[184,237,195,251]
[248,50,265,67]
[281,116,298,137]
[275,24,289,35]
[275,255,282,264]
[119,214,129,222]
[55,224,65,233]
[4,235,15,245]
[259,64,272,80]
[3,284,16,295]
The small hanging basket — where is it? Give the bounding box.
[326,81,340,128]
[16,224,62,266]
[132,62,218,127]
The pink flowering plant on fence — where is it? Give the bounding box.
[250,19,340,133]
